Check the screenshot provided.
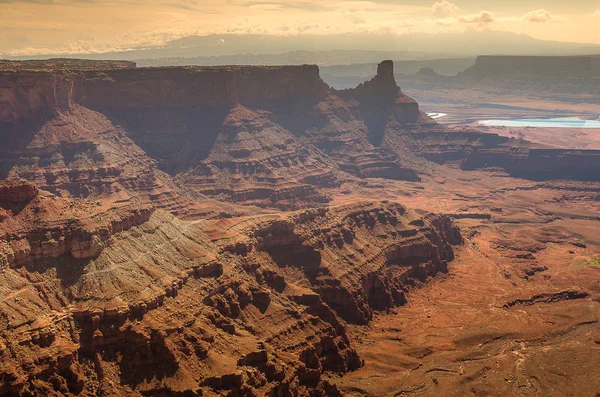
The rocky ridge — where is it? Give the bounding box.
[1,61,423,210]
[4,59,600,212]
[0,185,461,395]
[1,59,599,396]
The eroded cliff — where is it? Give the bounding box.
[1,61,425,210]
[2,59,599,396]
[0,189,461,395]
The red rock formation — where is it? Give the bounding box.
[392,129,600,182]
[0,196,459,395]
[4,61,600,196]
[81,65,328,111]
[343,60,420,126]
[0,180,38,202]
[0,187,154,269]
[1,74,455,392]
[223,202,462,325]
[6,59,597,396]
[1,61,425,210]
[175,105,336,209]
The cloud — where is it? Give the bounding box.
[433,17,455,27]
[334,1,379,13]
[0,0,61,3]
[350,15,366,24]
[397,19,416,28]
[522,9,556,23]
[248,3,283,10]
[1,28,195,57]
[593,10,600,17]
[431,0,458,18]
[458,11,495,24]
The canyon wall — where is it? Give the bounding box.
[0,65,327,133]
[3,58,600,396]
[82,65,328,111]
[0,187,462,395]
[0,71,79,132]
[0,62,461,395]
[3,60,600,206]
[0,62,420,133]
[0,61,423,209]
[396,130,600,182]
[461,147,600,181]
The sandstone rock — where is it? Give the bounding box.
[238,349,269,367]
[0,62,474,397]
[0,180,38,202]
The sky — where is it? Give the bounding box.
[1,0,600,57]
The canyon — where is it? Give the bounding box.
[0,59,599,396]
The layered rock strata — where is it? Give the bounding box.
[0,195,461,396]
[395,130,600,181]
[1,61,423,210]
[3,58,599,396]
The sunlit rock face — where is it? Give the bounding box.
[2,58,600,396]
[1,61,426,209]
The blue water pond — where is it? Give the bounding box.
[479,118,600,129]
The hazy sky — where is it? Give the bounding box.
[1,0,600,56]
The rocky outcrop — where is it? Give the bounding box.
[504,290,589,308]
[225,202,462,325]
[1,61,426,210]
[0,195,154,269]
[461,147,600,181]
[174,105,337,209]
[0,180,38,202]
[0,97,206,217]
[1,200,459,396]
[340,60,420,145]
[391,129,600,182]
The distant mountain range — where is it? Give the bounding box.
[5,31,600,64]
[134,50,456,68]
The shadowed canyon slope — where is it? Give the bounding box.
[1,60,599,396]
[1,61,426,210]
[3,59,600,209]
[0,179,461,396]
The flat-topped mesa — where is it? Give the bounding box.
[0,65,332,145]
[80,65,329,112]
[463,55,600,79]
[1,61,425,208]
[0,62,421,131]
[0,65,328,128]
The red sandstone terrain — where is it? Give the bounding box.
[0,59,598,396]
